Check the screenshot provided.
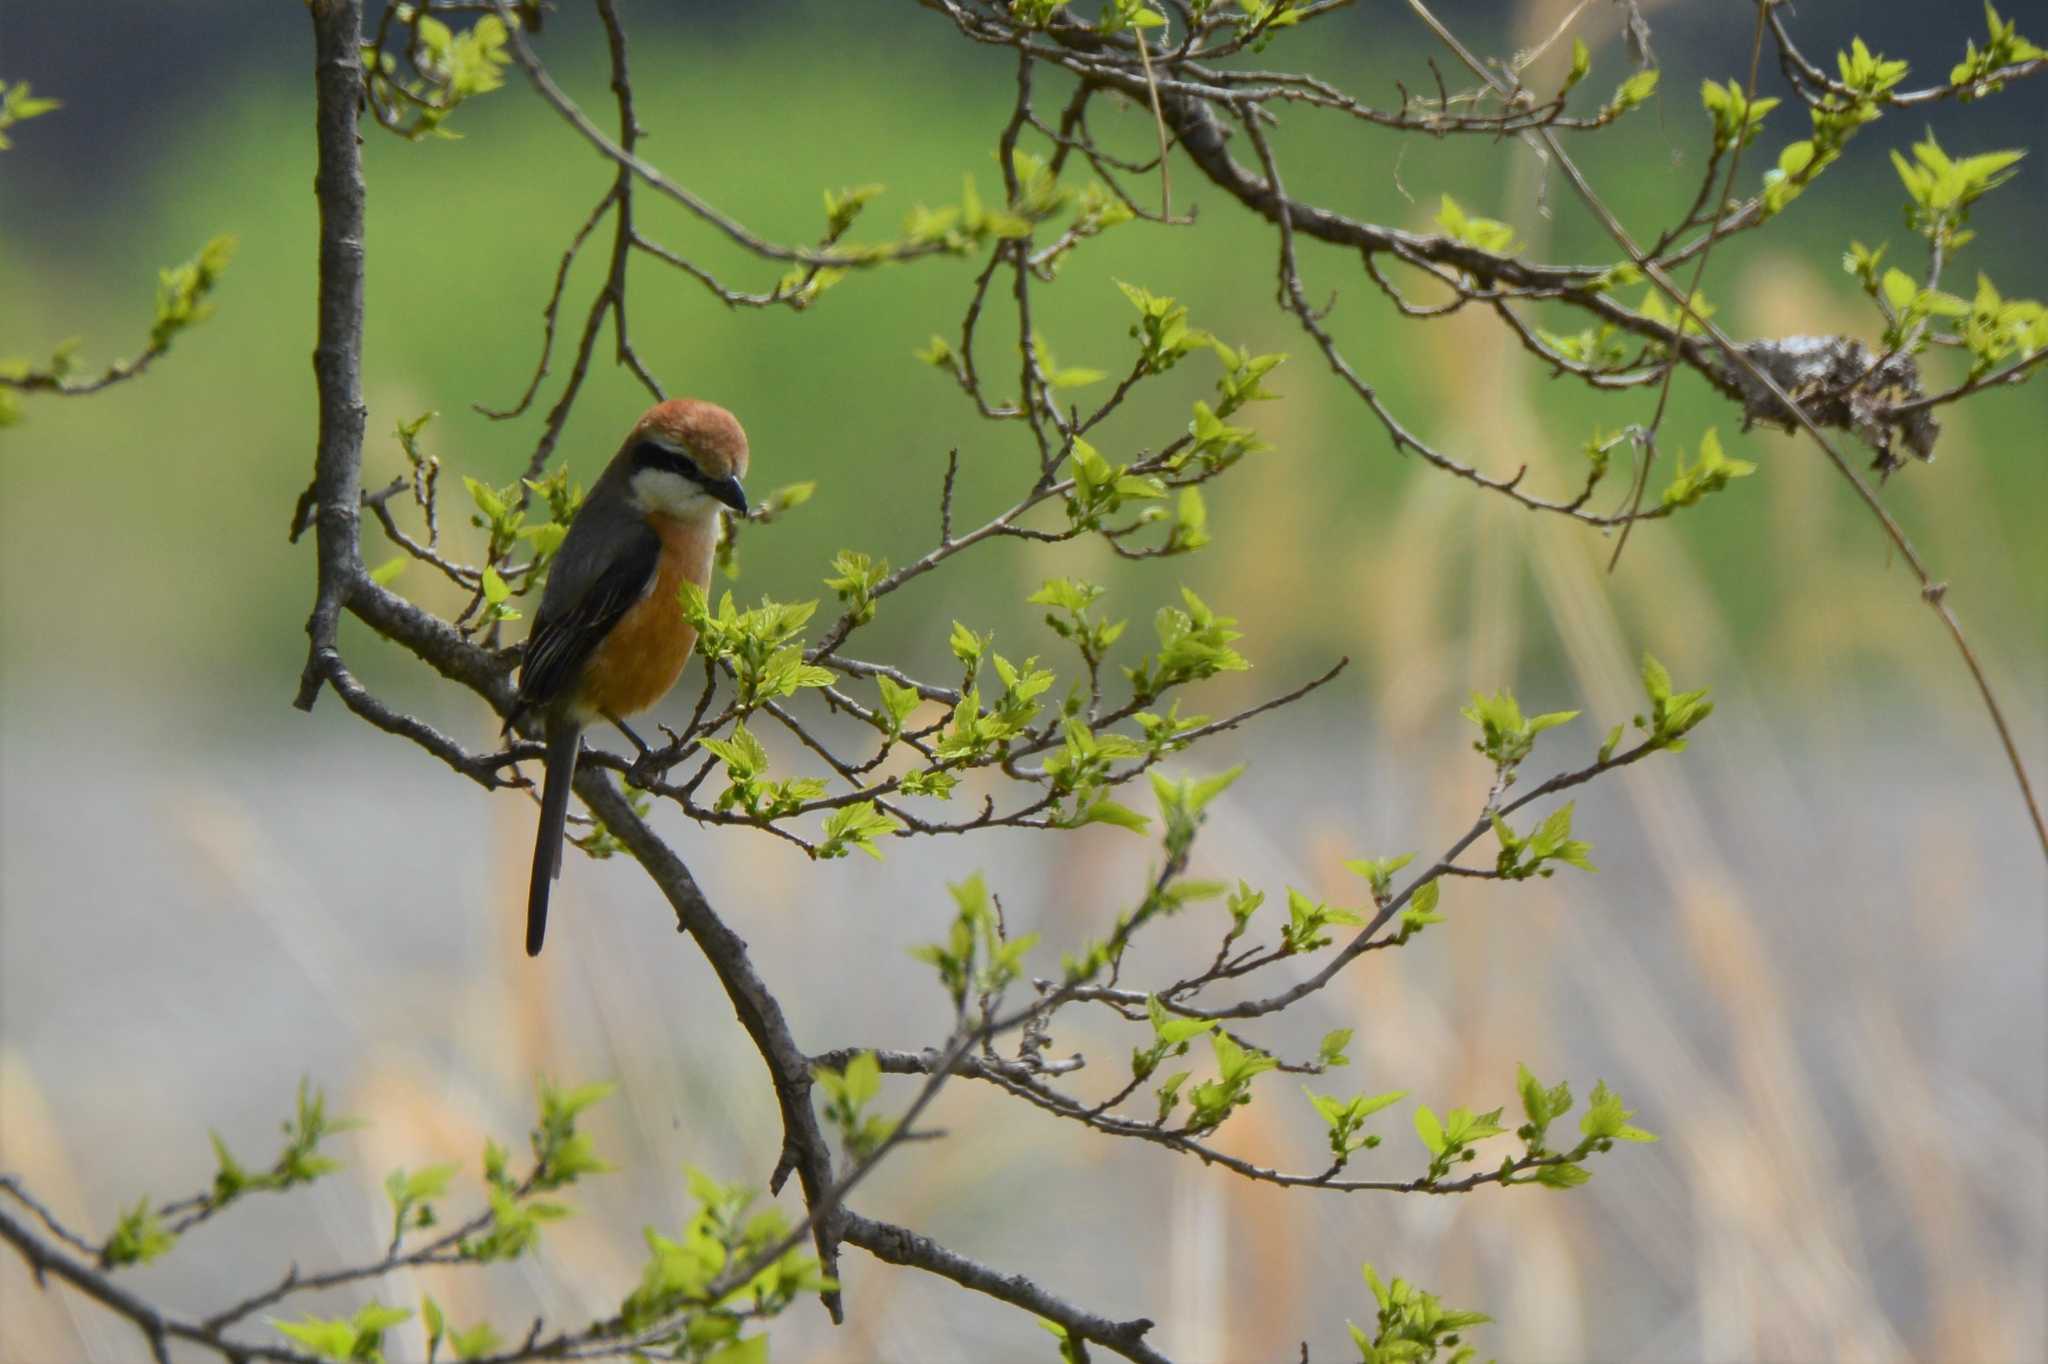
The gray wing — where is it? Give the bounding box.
[511,512,661,721]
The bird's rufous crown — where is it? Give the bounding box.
[630,398,749,481]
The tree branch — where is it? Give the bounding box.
[292,0,372,714]
[571,771,847,1323]
[841,1210,1173,1364]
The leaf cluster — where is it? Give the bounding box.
[362,7,513,141]
[1658,428,1755,510]
[1949,3,2044,98]
[1350,1263,1493,1364]
[0,78,60,149]
[616,1167,831,1355]
[1460,690,1578,777]
[1181,1029,1280,1133]
[910,872,1040,1013]
[814,1052,897,1161]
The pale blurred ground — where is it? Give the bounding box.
[3,0,2047,1361]
[2,574,2042,1363]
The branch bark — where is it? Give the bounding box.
[572,772,847,1323]
[841,1210,1173,1364]
[293,0,371,713]
[0,1195,328,1364]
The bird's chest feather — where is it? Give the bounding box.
[579,514,715,717]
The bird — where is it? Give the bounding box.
[505,398,749,956]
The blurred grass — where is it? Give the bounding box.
[0,9,2042,719]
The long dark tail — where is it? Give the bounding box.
[527,718,583,957]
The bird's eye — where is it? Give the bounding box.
[633,439,704,483]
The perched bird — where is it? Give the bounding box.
[506,399,749,956]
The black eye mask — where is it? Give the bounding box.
[630,440,748,514]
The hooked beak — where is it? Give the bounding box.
[707,475,748,515]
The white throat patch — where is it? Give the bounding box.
[629,467,721,520]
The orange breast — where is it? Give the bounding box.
[575,513,715,719]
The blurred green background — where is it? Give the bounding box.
[2,3,2044,1362]
[2,0,2044,709]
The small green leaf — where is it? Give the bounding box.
[819,801,904,860]
[876,675,921,734]
[1435,194,1519,255]
[1582,1080,1658,1143]
[422,1295,446,1357]
[103,1198,175,1268]
[1079,798,1151,832]
[1565,37,1591,90]
[1414,1104,1446,1157]
[1882,266,1919,311]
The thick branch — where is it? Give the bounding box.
[571,772,847,1323]
[293,0,372,712]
